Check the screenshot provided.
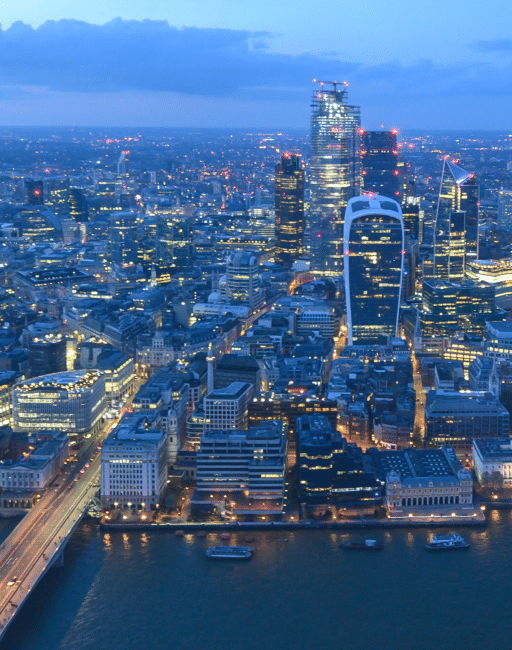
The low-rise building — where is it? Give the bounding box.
[424,390,510,451]
[297,414,381,506]
[377,446,474,516]
[0,431,69,509]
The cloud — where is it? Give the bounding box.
[0,18,355,98]
[1,18,512,129]
[471,38,512,53]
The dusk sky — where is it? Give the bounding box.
[1,0,512,129]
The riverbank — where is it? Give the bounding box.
[100,513,487,532]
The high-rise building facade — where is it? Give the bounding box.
[498,188,512,233]
[344,195,404,345]
[224,251,264,311]
[360,129,400,199]
[274,153,305,267]
[69,187,89,222]
[43,177,70,216]
[25,180,44,206]
[434,159,479,280]
[155,215,191,270]
[110,211,138,265]
[310,81,361,275]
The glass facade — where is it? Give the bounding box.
[434,159,479,280]
[498,189,512,234]
[360,130,400,199]
[310,82,360,275]
[274,153,305,267]
[155,215,191,270]
[344,197,404,345]
[110,211,139,265]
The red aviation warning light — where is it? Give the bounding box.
[358,128,366,135]
[390,128,399,135]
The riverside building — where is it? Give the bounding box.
[382,446,474,517]
[12,370,106,441]
[100,414,167,510]
[472,438,512,487]
[192,420,287,517]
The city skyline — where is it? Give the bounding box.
[1,0,512,128]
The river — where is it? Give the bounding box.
[0,511,510,650]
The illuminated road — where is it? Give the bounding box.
[0,440,102,638]
[412,353,427,444]
[0,383,142,641]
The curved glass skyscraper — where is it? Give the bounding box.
[434,159,479,280]
[310,81,360,276]
[344,195,404,345]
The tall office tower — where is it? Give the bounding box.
[117,152,128,177]
[43,177,70,216]
[310,81,361,275]
[498,188,512,233]
[69,187,89,222]
[110,211,138,265]
[225,251,264,312]
[274,153,305,267]
[402,197,421,242]
[25,180,44,205]
[434,159,479,280]
[360,129,400,198]
[17,207,63,242]
[155,215,192,270]
[344,195,404,345]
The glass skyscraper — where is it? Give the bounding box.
[274,153,305,267]
[110,211,139,265]
[344,195,404,345]
[310,81,360,275]
[360,129,400,199]
[155,215,192,270]
[434,159,479,280]
[498,188,512,234]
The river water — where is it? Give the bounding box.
[0,511,510,650]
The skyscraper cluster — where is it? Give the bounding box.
[273,80,481,347]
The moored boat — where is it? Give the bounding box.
[425,533,469,551]
[340,540,383,551]
[206,546,254,560]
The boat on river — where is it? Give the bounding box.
[206,546,254,560]
[339,540,383,551]
[425,534,469,551]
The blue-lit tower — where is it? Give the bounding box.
[344,195,404,345]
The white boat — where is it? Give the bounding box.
[425,533,469,551]
[205,546,254,559]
